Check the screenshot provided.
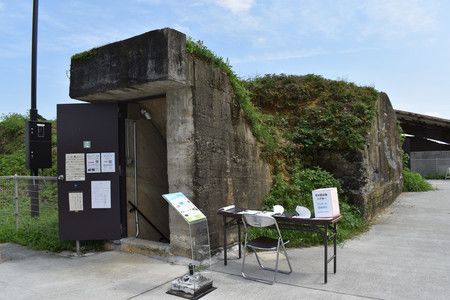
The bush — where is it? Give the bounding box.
[251,168,368,247]
[403,168,434,192]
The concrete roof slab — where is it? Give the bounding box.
[69,28,187,102]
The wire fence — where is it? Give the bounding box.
[0,175,57,231]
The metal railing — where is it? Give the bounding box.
[0,175,57,230]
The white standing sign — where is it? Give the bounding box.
[312,187,340,218]
[91,180,111,209]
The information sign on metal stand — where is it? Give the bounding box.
[162,192,211,267]
[163,192,215,299]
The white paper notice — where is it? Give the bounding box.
[65,153,85,181]
[101,152,115,173]
[68,192,83,212]
[91,180,111,209]
[86,153,101,173]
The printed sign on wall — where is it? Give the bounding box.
[101,152,115,173]
[65,153,85,181]
[91,180,111,209]
[68,192,83,212]
[86,153,101,173]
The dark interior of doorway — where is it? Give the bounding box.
[125,98,170,243]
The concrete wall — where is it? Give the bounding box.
[189,56,272,248]
[318,93,403,219]
[166,85,196,256]
[411,151,450,177]
[360,93,403,218]
[165,55,272,254]
[70,28,187,101]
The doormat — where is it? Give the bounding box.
[166,286,217,300]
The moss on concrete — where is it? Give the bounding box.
[71,48,98,61]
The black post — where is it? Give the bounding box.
[324,226,328,284]
[30,0,39,217]
[223,215,227,265]
[30,0,38,121]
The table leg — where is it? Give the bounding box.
[333,223,337,273]
[223,215,227,266]
[238,221,242,259]
[324,225,328,284]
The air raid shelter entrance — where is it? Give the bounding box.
[57,28,272,255]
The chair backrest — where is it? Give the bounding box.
[243,213,276,228]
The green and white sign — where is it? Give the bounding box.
[162,192,206,224]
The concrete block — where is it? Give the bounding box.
[70,28,187,101]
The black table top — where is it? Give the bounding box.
[217,207,342,225]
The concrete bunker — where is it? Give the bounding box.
[62,27,402,256]
[64,28,272,255]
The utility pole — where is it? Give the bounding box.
[30,0,39,217]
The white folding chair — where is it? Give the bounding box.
[445,167,450,179]
[241,213,292,285]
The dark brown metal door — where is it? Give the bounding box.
[57,103,122,240]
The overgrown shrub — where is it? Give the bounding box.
[403,168,433,192]
[251,168,367,246]
[245,74,378,156]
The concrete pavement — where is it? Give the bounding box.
[1,180,449,299]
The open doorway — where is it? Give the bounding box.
[125,97,170,243]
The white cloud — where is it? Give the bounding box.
[231,47,372,64]
[215,0,255,14]
[269,0,438,40]
[361,0,437,38]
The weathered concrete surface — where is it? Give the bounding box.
[166,85,196,256]
[320,93,403,219]
[70,28,186,101]
[2,181,450,299]
[162,50,273,255]
[189,55,272,249]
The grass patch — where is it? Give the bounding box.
[0,195,104,253]
[0,199,73,252]
[71,48,98,61]
[403,168,434,192]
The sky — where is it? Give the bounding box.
[1,0,449,120]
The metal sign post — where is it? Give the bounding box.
[162,192,215,299]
